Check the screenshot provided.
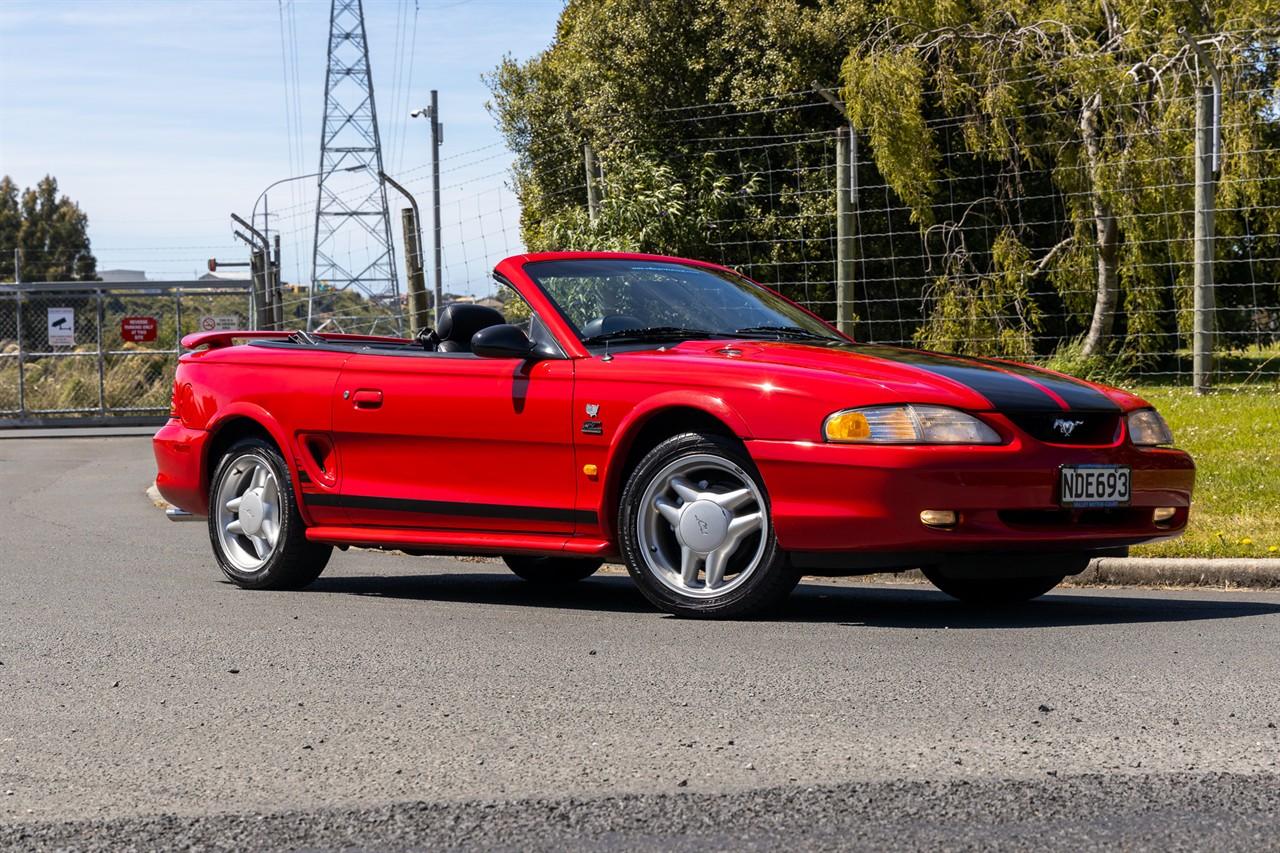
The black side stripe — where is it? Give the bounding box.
[306,492,597,525]
[845,344,1117,412]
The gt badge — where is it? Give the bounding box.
[583,403,603,434]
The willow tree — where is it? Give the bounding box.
[841,2,1278,358]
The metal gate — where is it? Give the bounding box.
[0,280,252,428]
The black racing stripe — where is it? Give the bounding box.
[968,356,1120,411]
[844,344,1065,412]
[307,492,596,525]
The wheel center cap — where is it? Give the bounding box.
[678,500,730,553]
[239,490,264,536]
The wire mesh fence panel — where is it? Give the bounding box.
[103,352,175,411]
[0,291,19,415]
[178,290,253,338]
[20,290,105,415]
[0,282,252,426]
[483,30,1280,389]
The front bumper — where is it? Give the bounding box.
[748,432,1194,558]
[153,418,211,517]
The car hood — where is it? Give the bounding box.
[645,339,1135,413]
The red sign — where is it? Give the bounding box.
[121,316,158,343]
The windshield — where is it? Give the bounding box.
[523,259,842,345]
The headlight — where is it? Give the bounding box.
[823,405,1001,445]
[1127,408,1174,446]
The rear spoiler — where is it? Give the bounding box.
[181,330,292,350]
[181,329,411,351]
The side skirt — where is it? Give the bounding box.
[305,526,615,559]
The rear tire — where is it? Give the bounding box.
[208,437,332,590]
[503,555,602,584]
[923,570,1065,605]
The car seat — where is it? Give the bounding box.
[433,304,506,353]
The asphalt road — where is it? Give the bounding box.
[1,436,1278,850]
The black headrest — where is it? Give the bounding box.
[435,303,505,344]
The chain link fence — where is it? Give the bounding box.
[0,281,251,427]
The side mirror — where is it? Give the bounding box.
[472,324,537,359]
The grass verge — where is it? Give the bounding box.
[1130,384,1280,559]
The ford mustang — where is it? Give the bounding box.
[154,251,1194,617]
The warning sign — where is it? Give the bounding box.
[121,316,158,343]
[47,307,75,346]
[199,315,239,332]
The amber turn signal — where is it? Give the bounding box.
[823,410,872,441]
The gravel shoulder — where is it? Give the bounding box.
[4,773,1278,852]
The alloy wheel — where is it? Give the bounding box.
[214,454,282,572]
[636,453,768,598]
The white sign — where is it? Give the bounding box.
[199,315,240,332]
[47,307,75,346]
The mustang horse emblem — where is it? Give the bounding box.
[1053,418,1085,438]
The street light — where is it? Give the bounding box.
[250,163,367,245]
[241,164,367,332]
[380,171,430,335]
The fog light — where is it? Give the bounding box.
[1153,507,1177,524]
[920,509,958,529]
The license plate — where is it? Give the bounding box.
[1060,465,1130,507]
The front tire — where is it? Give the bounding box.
[618,432,798,618]
[503,555,602,584]
[208,437,332,590]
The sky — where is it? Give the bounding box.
[0,0,563,293]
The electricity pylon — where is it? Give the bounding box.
[309,0,401,334]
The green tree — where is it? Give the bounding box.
[489,1,1280,362]
[1,175,98,282]
[486,0,866,297]
[840,2,1280,357]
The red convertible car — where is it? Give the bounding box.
[154,252,1194,617]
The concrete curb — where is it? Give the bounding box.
[1073,557,1280,590]
[145,484,169,510]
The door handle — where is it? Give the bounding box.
[351,389,383,409]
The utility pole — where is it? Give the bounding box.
[816,83,860,337]
[272,234,283,329]
[835,126,858,337]
[429,90,443,323]
[584,142,600,223]
[261,194,283,329]
[412,92,444,323]
[13,248,21,283]
[1182,30,1220,394]
[380,170,429,335]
